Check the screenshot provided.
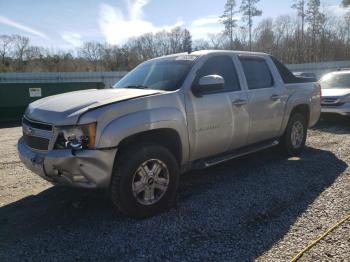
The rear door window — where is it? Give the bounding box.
[239,56,274,90]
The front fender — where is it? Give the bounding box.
[97,107,189,164]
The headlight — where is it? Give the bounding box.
[341,94,350,103]
[55,122,97,150]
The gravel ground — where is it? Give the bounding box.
[0,117,349,261]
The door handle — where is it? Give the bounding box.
[270,94,280,101]
[232,99,247,106]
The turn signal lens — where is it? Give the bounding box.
[87,122,96,148]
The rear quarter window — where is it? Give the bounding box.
[270,56,317,83]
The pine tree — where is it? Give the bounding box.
[182,29,192,53]
[306,0,323,39]
[240,0,262,51]
[343,0,350,7]
[221,0,238,49]
[306,0,324,61]
[292,0,306,42]
[292,0,306,62]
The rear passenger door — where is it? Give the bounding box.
[238,55,285,145]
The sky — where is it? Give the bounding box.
[0,0,347,49]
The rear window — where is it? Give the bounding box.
[270,56,297,83]
[239,56,274,89]
[270,56,317,83]
[321,74,350,89]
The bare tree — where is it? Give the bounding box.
[12,35,30,71]
[169,27,184,54]
[254,18,274,53]
[78,42,104,71]
[192,39,211,51]
[236,26,249,49]
[273,15,296,62]
[0,35,13,66]
[341,12,350,57]
[240,0,262,50]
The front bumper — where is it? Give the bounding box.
[321,103,350,116]
[17,137,117,188]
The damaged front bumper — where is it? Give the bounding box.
[17,137,117,188]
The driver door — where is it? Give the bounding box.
[186,55,249,161]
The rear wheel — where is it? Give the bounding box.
[280,113,308,156]
[110,143,179,218]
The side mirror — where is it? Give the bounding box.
[192,75,225,97]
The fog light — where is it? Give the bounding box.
[288,157,301,161]
[72,175,88,183]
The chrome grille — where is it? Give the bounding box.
[22,117,53,151]
[321,97,343,107]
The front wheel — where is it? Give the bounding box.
[110,143,179,218]
[280,113,308,157]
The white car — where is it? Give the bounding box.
[320,71,350,116]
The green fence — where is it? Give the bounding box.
[0,82,105,122]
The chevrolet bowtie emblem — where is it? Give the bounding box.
[23,126,34,136]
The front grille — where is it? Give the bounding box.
[24,135,50,151]
[22,117,53,151]
[23,117,52,131]
[321,97,343,107]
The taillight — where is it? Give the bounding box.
[317,82,322,97]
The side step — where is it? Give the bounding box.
[200,139,279,168]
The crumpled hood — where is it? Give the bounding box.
[322,88,350,97]
[26,88,162,125]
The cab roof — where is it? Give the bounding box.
[146,50,270,63]
[190,50,269,57]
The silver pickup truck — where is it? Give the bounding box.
[18,50,321,218]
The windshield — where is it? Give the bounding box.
[321,73,350,89]
[114,58,194,91]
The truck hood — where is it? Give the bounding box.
[26,88,162,125]
[322,88,350,97]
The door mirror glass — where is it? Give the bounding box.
[193,75,225,96]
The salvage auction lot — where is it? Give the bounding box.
[0,118,349,261]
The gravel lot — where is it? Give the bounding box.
[0,117,349,261]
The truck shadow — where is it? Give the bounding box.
[0,146,347,261]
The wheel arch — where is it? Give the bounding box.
[97,108,189,166]
[116,128,183,166]
[280,96,311,134]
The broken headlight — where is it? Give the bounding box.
[55,122,97,150]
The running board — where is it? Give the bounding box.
[202,140,279,168]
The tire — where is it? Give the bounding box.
[110,143,179,218]
[280,113,308,157]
